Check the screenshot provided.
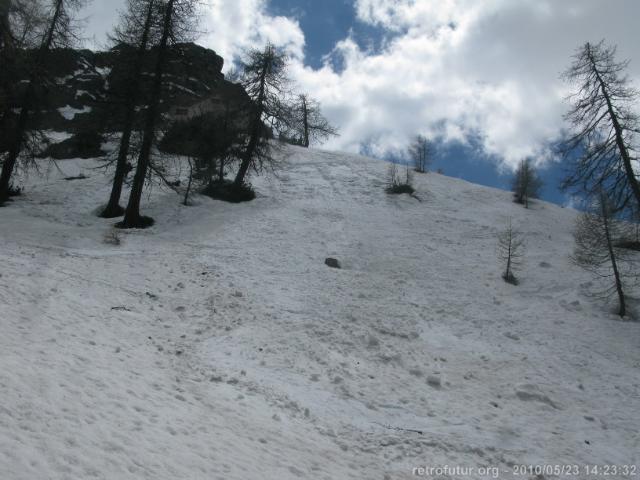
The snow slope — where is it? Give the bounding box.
[0,146,639,479]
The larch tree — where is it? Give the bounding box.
[0,0,12,52]
[572,191,635,318]
[561,40,640,215]
[0,0,16,156]
[100,0,159,218]
[408,134,433,173]
[292,93,337,148]
[117,0,198,228]
[1,0,46,49]
[232,43,290,191]
[497,219,525,285]
[1,0,40,158]
[0,0,85,204]
[511,158,543,208]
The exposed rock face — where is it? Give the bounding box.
[8,43,246,158]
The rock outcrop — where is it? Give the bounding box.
[7,43,247,158]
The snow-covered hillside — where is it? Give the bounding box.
[1,146,639,479]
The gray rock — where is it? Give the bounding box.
[325,258,341,269]
[427,375,442,388]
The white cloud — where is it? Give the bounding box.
[200,0,640,170]
[201,0,305,68]
[354,0,493,33]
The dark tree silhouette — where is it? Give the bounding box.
[0,0,84,204]
[233,43,290,190]
[0,1,17,156]
[497,219,525,285]
[100,0,159,218]
[512,158,543,208]
[0,1,12,52]
[561,40,640,215]
[385,162,414,195]
[408,134,433,173]
[572,191,635,318]
[1,0,45,162]
[0,0,46,56]
[118,0,198,228]
[292,94,337,148]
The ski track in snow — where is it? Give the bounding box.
[0,145,639,479]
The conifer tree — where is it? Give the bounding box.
[561,41,640,215]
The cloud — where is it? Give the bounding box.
[201,0,305,67]
[317,0,640,168]
[354,0,490,33]
[201,0,640,170]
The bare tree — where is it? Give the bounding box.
[512,158,543,208]
[232,43,290,191]
[0,0,86,204]
[572,191,636,318]
[561,40,640,215]
[0,0,13,52]
[408,134,433,173]
[385,161,414,195]
[118,0,199,228]
[100,0,159,218]
[292,93,337,147]
[0,0,18,157]
[497,219,525,285]
[1,0,46,49]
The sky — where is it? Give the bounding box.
[80,0,640,205]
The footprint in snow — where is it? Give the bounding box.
[515,384,560,409]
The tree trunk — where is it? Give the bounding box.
[119,0,175,228]
[101,124,132,217]
[217,100,232,182]
[183,157,193,206]
[218,157,225,181]
[101,0,156,218]
[505,235,512,280]
[0,0,64,204]
[302,96,309,148]
[233,150,252,187]
[0,93,30,202]
[600,198,626,317]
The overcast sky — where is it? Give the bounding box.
[81,0,640,203]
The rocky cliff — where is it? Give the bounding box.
[9,43,245,158]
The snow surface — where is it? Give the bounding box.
[95,66,112,78]
[58,105,92,120]
[44,130,74,143]
[0,146,639,479]
[75,90,96,100]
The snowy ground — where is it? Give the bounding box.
[1,146,639,479]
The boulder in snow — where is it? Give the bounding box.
[325,258,341,269]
